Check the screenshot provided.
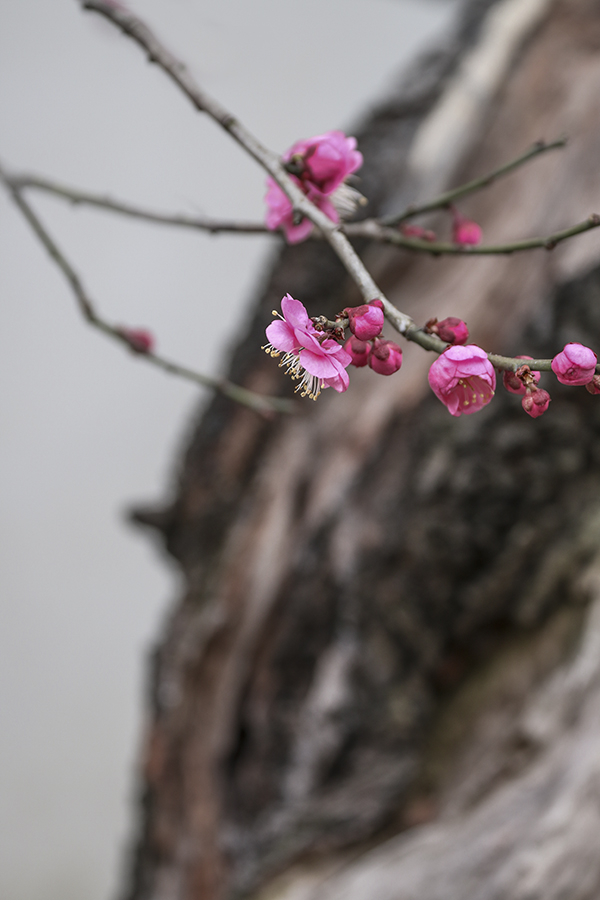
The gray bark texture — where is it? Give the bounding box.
[127,1,600,898]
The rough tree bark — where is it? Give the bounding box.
[128,1,600,898]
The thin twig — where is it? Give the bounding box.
[344,215,600,254]
[381,137,568,226]
[0,162,293,416]
[11,173,269,234]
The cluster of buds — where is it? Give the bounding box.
[502,356,549,418]
[341,300,403,376]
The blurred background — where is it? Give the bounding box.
[0,2,458,899]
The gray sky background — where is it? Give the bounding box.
[0,2,458,898]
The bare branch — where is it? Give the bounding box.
[344,214,600,254]
[381,137,568,226]
[11,173,269,234]
[0,162,293,416]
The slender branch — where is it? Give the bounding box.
[11,173,269,234]
[12,168,598,259]
[381,137,568,226]
[344,214,600,254]
[0,163,293,416]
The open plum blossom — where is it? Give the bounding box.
[551,342,597,385]
[428,344,496,416]
[265,131,363,243]
[263,293,351,399]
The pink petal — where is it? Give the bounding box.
[265,320,298,353]
[281,295,312,330]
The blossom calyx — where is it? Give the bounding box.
[343,336,370,368]
[428,344,495,416]
[551,342,598,385]
[345,300,384,341]
[368,338,403,376]
[502,357,541,395]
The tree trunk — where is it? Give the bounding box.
[127,1,600,898]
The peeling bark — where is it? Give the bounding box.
[127,1,600,898]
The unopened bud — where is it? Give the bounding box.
[343,336,370,368]
[119,326,155,354]
[522,387,551,418]
[345,301,384,341]
[435,317,469,345]
[585,375,600,395]
[368,338,403,376]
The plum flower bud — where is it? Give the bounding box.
[343,336,370,368]
[368,338,403,376]
[586,375,600,395]
[428,345,495,416]
[522,388,551,418]
[345,300,384,341]
[451,209,482,246]
[502,356,541,395]
[119,326,155,353]
[551,342,598,385]
[400,223,437,242]
[435,317,469,345]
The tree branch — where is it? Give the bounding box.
[0,162,293,416]
[345,214,600,254]
[381,137,568,226]
[10,173,269,234]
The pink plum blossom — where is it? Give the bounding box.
[265,131,363,243]
[551,342,598,385]
[343,336,370,368]
[502,356,541,395]
[435,317,469,345]
[263,293,351,399]
[119,326,155,353]
[345,300,384,341]
[428,345,495,416]
[451,209,482,246]
[522,388,551,418]
[368,338,403,376]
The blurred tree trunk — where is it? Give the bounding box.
[128,1,600,898]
